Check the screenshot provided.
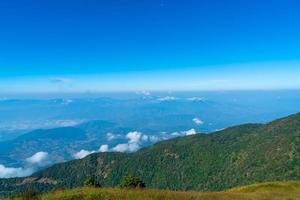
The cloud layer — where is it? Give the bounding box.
[73,128,199,158]
[0,165,33,178]
[0,151,50,178]
[73,131,155,157]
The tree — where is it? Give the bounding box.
[119,174,146,188]
[84,177,101,187]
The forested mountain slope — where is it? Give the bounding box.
[1,113,300,196]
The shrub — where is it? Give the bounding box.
[119,174,146,188]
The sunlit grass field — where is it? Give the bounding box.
[19,181,300,200]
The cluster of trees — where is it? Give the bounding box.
[119,174,145,188]
[84,174,145,189]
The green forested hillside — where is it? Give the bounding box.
[1,113,300,197]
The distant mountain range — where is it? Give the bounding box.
[2,91,300,169]
[2,91,300,141]
[1,113,299,197]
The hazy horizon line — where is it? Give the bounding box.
[1,88,300,99]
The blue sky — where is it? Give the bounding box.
[0,0,300,92]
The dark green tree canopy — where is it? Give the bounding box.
[120,175,146,188]
[84,177,101,188]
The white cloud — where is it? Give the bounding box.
[112,131,149,153]
[112,143,139,153]
[126,131,142,143]
[157,96,177,101]
[73,150,96,159]
[74,131,155,155]
[52,119,83,127]
[74,145,111,159]
[76,128,198,156]
[186,97,204,101]
[193,118,204,125]
[0,164,33,178]
[184,129,197,136]
[26,152,49,166]
[0,152,51,178]
[99,145,109,152]
[169,129,198,137]
[127,143,140,152]
[112,144,129,152]
[106,132,122,141]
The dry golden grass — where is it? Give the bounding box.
[28,181,300,200]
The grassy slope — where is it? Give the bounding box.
[26,181,300,200]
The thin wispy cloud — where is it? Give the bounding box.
[157,96,178,101]
[0,119,84,132]
[50,77,72,84]
[193,118,204,125]
[106,132,122,141]
[186,97,204,102]
[0,165,33,178]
